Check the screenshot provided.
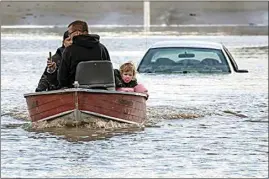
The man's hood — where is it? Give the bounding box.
[73,34,100,48]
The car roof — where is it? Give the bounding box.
[150,40,223,50]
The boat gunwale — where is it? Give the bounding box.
[24,88,147,98]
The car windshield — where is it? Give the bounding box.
[137,47,231,73]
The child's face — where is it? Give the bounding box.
[121,71,133,83]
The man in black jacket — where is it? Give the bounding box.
[35,31,71,92]
[58,20,111,88]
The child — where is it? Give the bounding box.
[114,62,148,98]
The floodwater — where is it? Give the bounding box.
[1,32,268,178]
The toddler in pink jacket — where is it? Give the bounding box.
[114,62,148,98]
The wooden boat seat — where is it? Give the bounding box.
[75,61,115,90]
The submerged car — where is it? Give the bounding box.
[137,41,248,74]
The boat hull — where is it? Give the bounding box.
[24,88,147,125]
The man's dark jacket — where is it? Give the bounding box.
[36,46,64,92]
[58,34,110,88]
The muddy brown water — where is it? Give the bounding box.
[1,32,268,177]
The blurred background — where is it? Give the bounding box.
[1,1,268,35]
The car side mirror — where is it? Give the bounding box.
[236,69,248,73]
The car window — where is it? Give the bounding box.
[138,47,230,73]
[150,48,221,63]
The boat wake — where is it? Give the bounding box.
[2,105,211,126]
[1,105,257,141]
[1,107,29,121]
[2,105,206,126]
[30,115,141,130]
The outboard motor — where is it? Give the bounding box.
[75,61,115,90]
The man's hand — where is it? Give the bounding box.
[47,58,56,70]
